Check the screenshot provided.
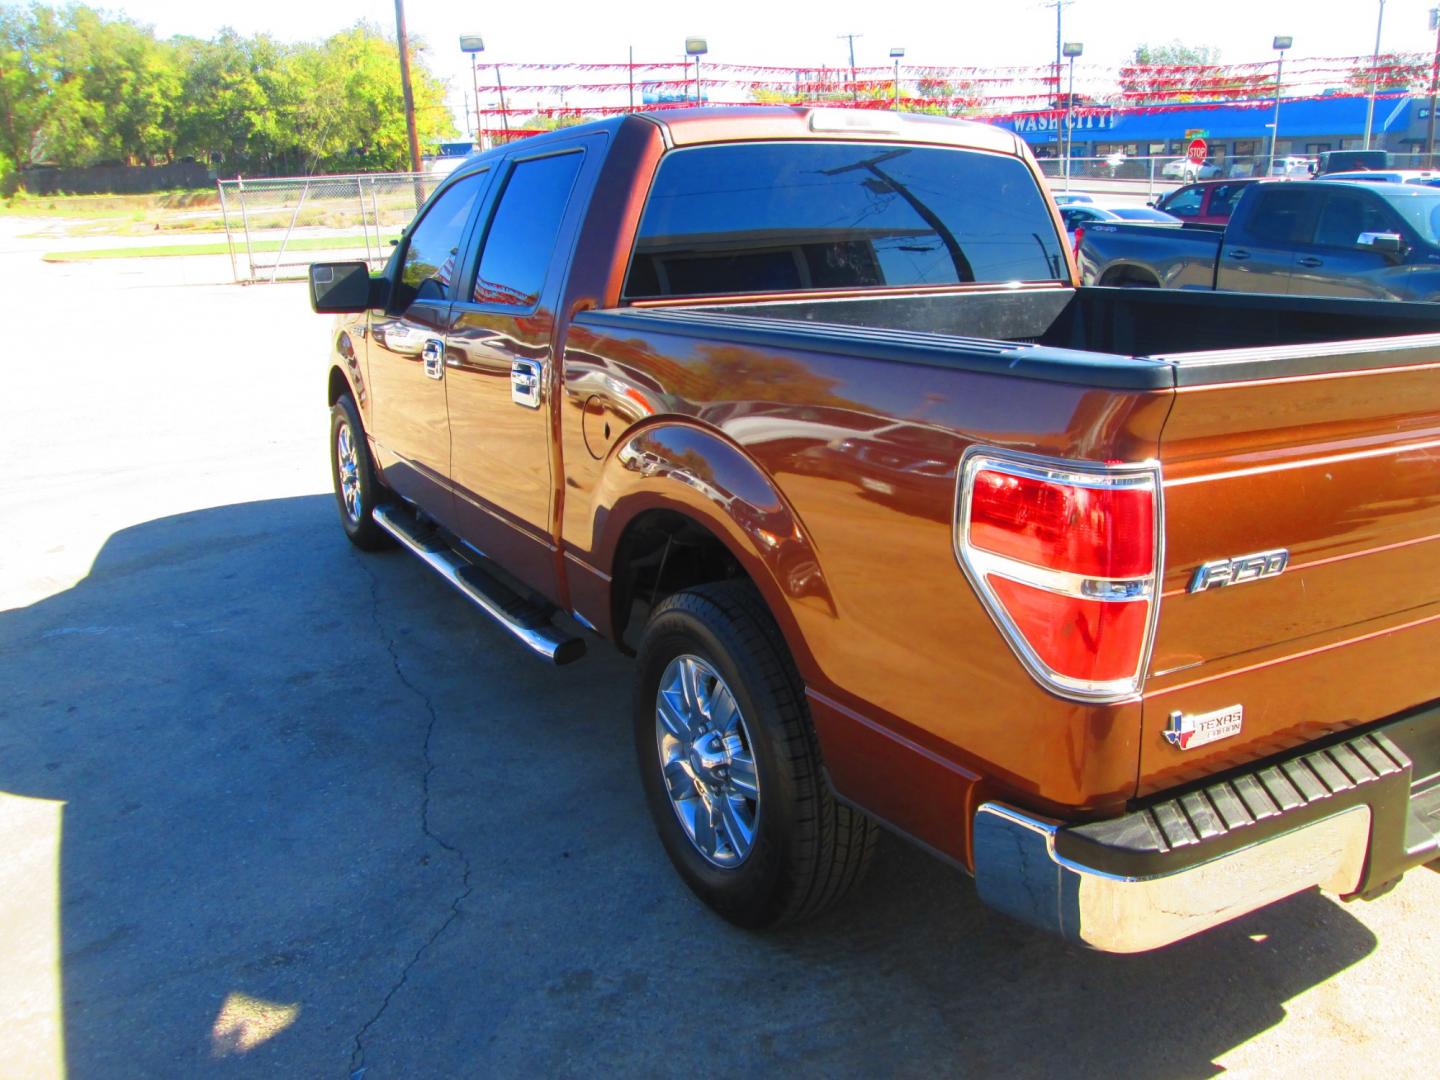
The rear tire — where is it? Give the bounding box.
[329,394,393,551]
[634,581,878,928]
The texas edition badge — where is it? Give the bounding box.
[1164,705,1244,750]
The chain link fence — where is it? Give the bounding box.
[216,171,450,284]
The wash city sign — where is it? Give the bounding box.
[1011,108,1117,135]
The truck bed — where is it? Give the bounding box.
[570,284,1440,817]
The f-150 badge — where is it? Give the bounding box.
[1188,549,1289,593]
[1165,705,1243,750]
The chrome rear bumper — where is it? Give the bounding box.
[972,716,1439,953]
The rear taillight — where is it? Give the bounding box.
[955,449,1162,702]
[1072,225,1085,259]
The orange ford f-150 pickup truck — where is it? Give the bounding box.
[309,107,1440,952]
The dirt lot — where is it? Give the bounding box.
[1,218,1437,1078]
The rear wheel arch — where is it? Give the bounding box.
[593,424,833,677]
[1100,264,1161,288]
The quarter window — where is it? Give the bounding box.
[472,151,584,307]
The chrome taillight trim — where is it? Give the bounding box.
[953,447,1165,704]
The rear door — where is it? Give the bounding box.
[1214,185,1317,293]
[444,135,597,602]
[368,170,490,520]
[1288,186,1416,299]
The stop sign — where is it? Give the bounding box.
[1187,138,1208,164]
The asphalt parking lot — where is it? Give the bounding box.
[2,217,1437,1079]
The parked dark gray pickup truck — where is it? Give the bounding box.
[1078,179,1440,300]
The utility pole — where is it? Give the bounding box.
[838,33,862,103]
[393,0,422,176]
[1364,0,1387,150]
[494,66,510,132]
[1043,2,1074,108]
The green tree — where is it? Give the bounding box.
[0,4,71,167]
[287,23,454,173]
[45,7,182,164]
[1118,42,1262,106]
[1344,52,1430,94]
[1131,42,1221,67]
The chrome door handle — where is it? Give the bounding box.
[510,358,542,408]
[1297,256,1323,268]
[1226,249,1250,260]
[422,338,444,380]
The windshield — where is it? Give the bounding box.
[625,141,1065,300]
[1371,185,1440,244]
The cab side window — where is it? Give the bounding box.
[1311,191,1399,248]
[393,172,486,310]
[471,151,584,307]
[1242,187,1315,245]
[1207,184,1244,218]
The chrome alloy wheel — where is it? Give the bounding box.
[335,421,361,524]
[655,654,761,868]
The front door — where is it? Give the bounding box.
[1289,187,1415,299]
[446,144,591,603]
[367,171,489,522]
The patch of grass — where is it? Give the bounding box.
[43,234,400,261]
[0,188,219,216]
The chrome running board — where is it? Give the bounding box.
[372,504,586,666]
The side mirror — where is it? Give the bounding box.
[309,262,387,314]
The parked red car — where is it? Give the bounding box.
[1152,178,1263,225]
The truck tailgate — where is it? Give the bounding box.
[1142,347,1440,794]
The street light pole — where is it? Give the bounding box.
[686,38,708,104]
[1364,0,1387,150]
[1267,36,1292,177]
[890,47,905,111]
[1062,42,1082,191]
[460,35,485,145]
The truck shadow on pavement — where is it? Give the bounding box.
[0,495,1378,1077]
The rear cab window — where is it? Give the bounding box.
[623,141,1065,300]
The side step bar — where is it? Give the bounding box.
[372,504,586,665]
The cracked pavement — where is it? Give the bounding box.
[347,555,474,1078]
[2,219,1438,1078]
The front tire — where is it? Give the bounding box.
[634,581,878,928]
[329,394,393,551]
